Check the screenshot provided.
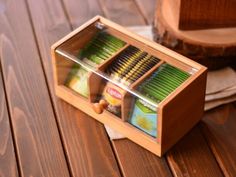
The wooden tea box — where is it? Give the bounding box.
[51,16,207,156]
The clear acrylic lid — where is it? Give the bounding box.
[54,21,198,138]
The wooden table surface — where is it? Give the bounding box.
[0,0,236,177]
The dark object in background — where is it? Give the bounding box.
[177,0,236,30]
[153,0,236,70]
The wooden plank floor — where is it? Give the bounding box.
[0,0,235,176]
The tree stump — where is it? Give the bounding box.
[153,0,236,70]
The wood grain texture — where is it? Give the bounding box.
[62,0,104,28]
[201,103,236,176]
[112,139,172,177]
[0,0,70,176]
[59,103,121,177]
[167,126,223,177]
[134,0,157,24]
[26,0,121,176]
[0,72,19,177]
[179,0,236,30]
[98,0,146,26]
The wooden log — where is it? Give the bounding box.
[153,0,236,70]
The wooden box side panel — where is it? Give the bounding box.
[54,53,75,85]
[51,16,101,89]
[159,68,207,155]
[51,49,58,88]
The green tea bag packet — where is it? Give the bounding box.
[82,58,98,67]
[66,65,90,98]
[129,63,190,136]
[66,32,125,98]
[79,32,126,63]
[139,64,190,102]
[106,46,160,87]
[129,98,157,137]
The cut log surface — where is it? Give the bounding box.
[153,0,236,70]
